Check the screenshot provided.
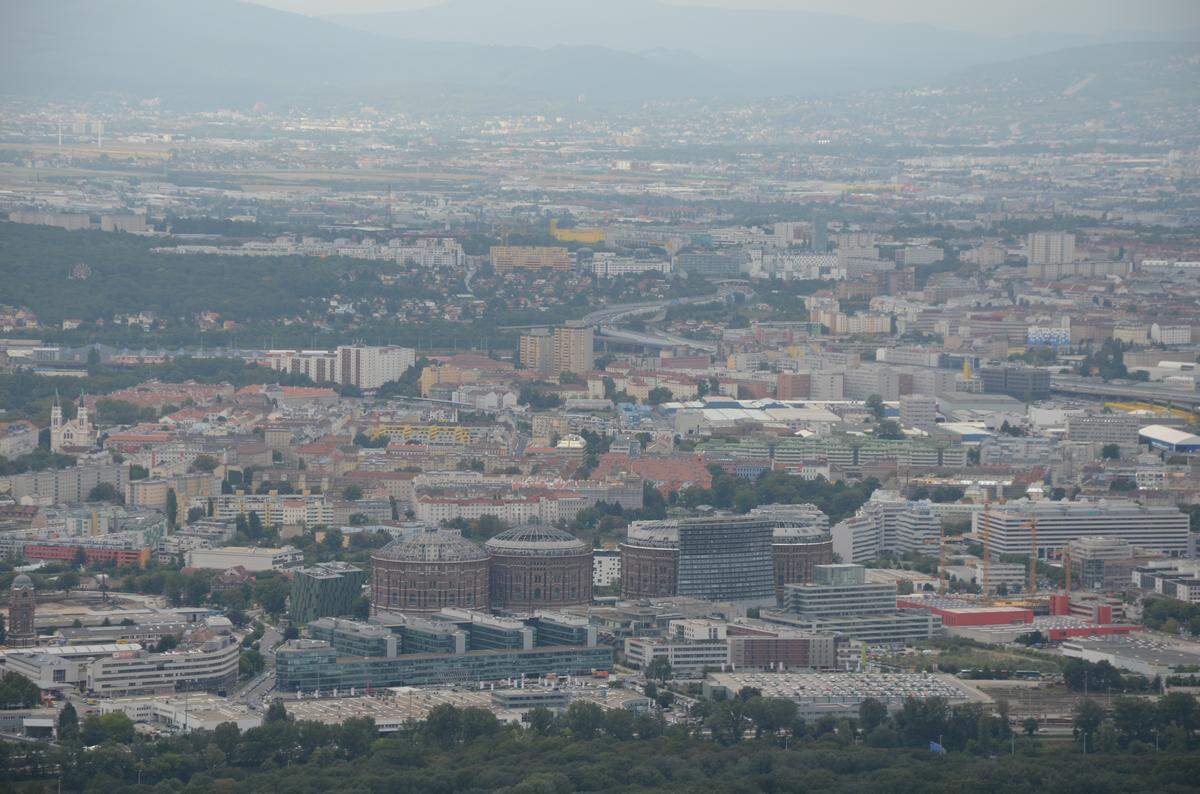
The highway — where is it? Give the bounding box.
[1050,375,1200,409]
[597,325,718,353]
[582,284,742,353]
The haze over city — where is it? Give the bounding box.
[1,1,1199,792]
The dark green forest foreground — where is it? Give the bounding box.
[5,699,1200,793]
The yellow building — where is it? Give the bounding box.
[490,245,573,273]
[550,220,605,245]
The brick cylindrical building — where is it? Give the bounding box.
[371,528,490,615]
[484,526,592,611]
[772,525,834,601]
[619,522,679,599]
[8,573,37,648]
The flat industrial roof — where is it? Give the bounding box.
[1139,425,1200,446]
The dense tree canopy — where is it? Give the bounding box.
[4,695,1200,793]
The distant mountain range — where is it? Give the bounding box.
[1,0,1196,108]
[328,0,1200,94]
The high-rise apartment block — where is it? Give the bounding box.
[262,345,415,390]
[519,325,593,376]
[518,329,555,373]
[1026,232,1075,265]
[553,324,594,376]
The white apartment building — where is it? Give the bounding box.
[589,255,671,278]
[414,494,588,526]
[185,545,304,572]
[260,345,415,390]
[593,549,621,587]
[212,493,332,527]
[1026,232,1075,265]
[974,500,1190,557]
[390,238,465,269]
[832,491,941,564]
[1150,323,1192,346]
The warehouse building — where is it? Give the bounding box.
[1138,425,1200,454]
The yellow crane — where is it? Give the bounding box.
[938,520,947,595]
[981,500,991,601]
[1028,518,1038,594]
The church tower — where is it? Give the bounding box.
[50,393,64,452]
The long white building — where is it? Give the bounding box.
[185,545,304,572]
[260,345,415,390]
[974,499,1190,558]
[4,619,241,697]
[211,493,332,526]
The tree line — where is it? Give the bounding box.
[4,691,1200,792]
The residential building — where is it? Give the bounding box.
[185,546,304,572]
[553,324,594,376]
[1026,232,1075,266]
[490,246,573,273]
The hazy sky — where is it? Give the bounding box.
[253,0,1200,37]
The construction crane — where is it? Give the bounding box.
[938,520,947,595]
[981,500,991,601]
[1027,518,1038,594]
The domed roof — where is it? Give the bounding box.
[772,524,833,542]
[374,528,487,564]
[12,573,33,590]
[484,526,589,557]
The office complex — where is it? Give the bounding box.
[898,394,938,431]
[624,619,731,675]
[6,619,240,697]
[185,546,304,572]
[620,514,775,604]
[979,365,1050,402]
[674,250,744,278]
[974,500,1190,557]
[763,564,941,645]
[289,562,368,624]
[275,610,609,691]
[370,528,491,615]
[1132,566,1200,604]
[1066,537,1144,592]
